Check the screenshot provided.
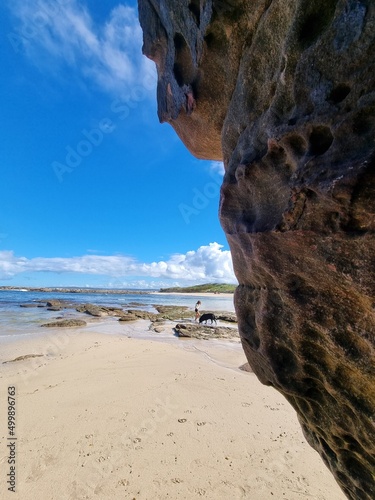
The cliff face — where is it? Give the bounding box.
[138,1,375,498]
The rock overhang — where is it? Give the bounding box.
[137,1,375,498]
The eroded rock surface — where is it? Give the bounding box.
[138,1,375,497]
[175,322,239,340]
[76,303,125,317]
[41,319,87,328]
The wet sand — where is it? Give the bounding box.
[0,322,345,499]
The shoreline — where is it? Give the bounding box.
[0,293,237,344]
[0,321,344,499]
[0,287,235,298]
[0,286,151,295]
[151,291,234,297]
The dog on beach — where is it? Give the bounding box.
[199,313,217,325]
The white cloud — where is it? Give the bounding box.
[106,279,182,290]
[210,161,225,176]
[8,1,156,96]
[0,243,237,284]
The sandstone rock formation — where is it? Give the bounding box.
[138,1,375,497]
[118,313,140,322]
[175,322,239,339]
[213,311,237,323]
[41,319,87,328]
[153,304,193,320]
[76,303,125,317]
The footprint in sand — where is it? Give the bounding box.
[195,488,207,496]
[26,389,39,395]
[46,384,59,390]
[265,405,280,411]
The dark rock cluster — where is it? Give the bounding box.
[41,319,87,328]
[76,303,125,317]
[35,299,238,340]
[175,322,239,340]
[138,1,375,497]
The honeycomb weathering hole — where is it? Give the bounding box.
[309,126,334,156]
[188,0,200,26]
[328,84,351,104]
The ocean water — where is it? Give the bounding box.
[0,289,235,339]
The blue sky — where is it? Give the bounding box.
[0,0,235,288]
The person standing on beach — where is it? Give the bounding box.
[194,300,201,322]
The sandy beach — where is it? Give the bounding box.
[0,323,345,500]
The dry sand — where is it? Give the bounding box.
[0,323,345,500]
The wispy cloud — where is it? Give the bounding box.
[7,1,155,96]
[210,161,225,176]
[0,244,236,283]
[106,279,185,290]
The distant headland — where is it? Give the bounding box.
[159,283,236,294]
[0,284,236,294]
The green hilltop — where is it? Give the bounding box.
[159,283,236,293]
